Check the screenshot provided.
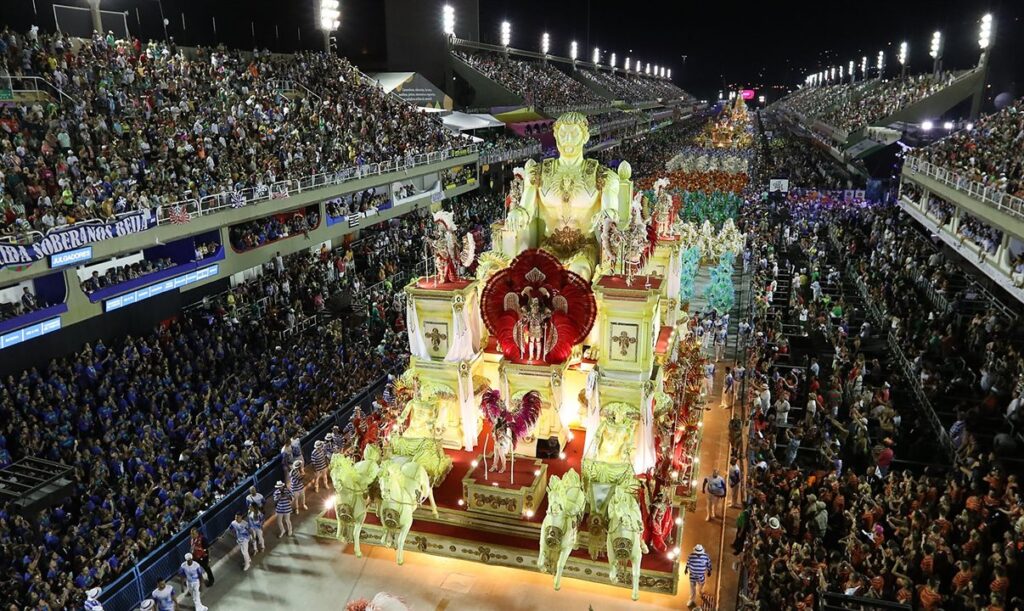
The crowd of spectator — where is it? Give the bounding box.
[0,286,47,321]
[80,257,176,294]
[575,69,690,103]
[762,123,856,190]
[736,198,1024,610]
[455,50,605,109]
[918,98,1024,198]
[957,213,1003,256]
[326,189,389,219]
[817,73,959,133]
[441,166,476,188]
[0,27,462,240]
[0,181,510,609]
[229,208,318,251]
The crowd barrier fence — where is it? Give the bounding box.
[98,375,387,610]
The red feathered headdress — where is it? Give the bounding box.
[480,249,597,364]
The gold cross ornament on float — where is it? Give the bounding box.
[608,323,639,362]
[423,322,449,355]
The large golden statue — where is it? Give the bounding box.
[504,112,622,280]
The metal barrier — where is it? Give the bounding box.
[905,156,1024,221]
[97,376,387,611]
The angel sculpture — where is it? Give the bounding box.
[480,389,541,483]
[428,210,476,284]
[505,288,566,362]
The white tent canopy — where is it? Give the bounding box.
[440,111,505,131]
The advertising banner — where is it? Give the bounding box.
[0,210,158,270]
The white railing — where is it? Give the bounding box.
[155,145,478,225]
[9,75,82,106]
[904,156,1024,221]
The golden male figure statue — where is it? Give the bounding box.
[504,112,624,281]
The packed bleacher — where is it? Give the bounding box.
[575,69,689,103]
[0,182,505,609]
[774,73,959,134]
[0,28,463,240]
[917,98,1024,198]
[454,50,605,108]
[229,208,319,252]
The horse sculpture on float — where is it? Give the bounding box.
[606,484,649,601]
[377,459,438,565]
[536,469,586,590]
[328,445,381,557]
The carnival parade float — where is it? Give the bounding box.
[316,111,744,599]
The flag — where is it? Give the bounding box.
[168,204,191,224]
[230,191,245,208]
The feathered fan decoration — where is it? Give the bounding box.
[480,389,542,483]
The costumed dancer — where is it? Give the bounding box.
[273,480,294,537]
[703,361,716,397]
[290,460,308,512]
[245,486,264,511]
[151,578,175,611]
[229,512,252,571]
[248,502,266,553]
[684,544,712,607]
[84,587,103,611]
[311,440,330,492]
[180,554,209,611]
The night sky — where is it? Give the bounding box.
[478,0,1023,103]
[6,0,1022,106]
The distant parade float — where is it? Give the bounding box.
[316,111,743,599]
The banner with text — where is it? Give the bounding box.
[0,210,158,270]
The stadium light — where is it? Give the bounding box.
[661,67,666,78]
[541,32,549,55]
[830,66,836,81]
[500,21,511,47]
[610,52,616,69]
[898,42,907,65]
[861,55,868,77]
[667,68,671,79]
[570,40,578,60]
[966,122,974,130]
[848,60,855,83]
[654,64,659,77]
[930,31,943,76]
[943,121,954,129]
[319,0,340,32]
[646,62,651,75]
[921,120,933,131]
[876,51,884,77]
[442,4,455,36]
[593,46,600,65]
[624,57,631,71]
[978,13,993,50]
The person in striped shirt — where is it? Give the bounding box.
[230,512,252,571]
[290,459,308,511]
[84,586,104,611]
[311,440,330,492]
[684,544,712,607]
[273,481,294,537]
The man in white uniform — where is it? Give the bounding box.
[151,578,176,611]
[180,553,209,611]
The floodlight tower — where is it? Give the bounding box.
[861,56,868,80]
[610,52,617,73]
[541,32,550,64]
[971,13,995,119]
[500,21,511,55]
[318,0,341,52]
[849,60,855,84]
[898,42,908,78]
[570,41,578,70]
[929,31,942,77]
[876,51,884,79]
[593,47,600,66]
